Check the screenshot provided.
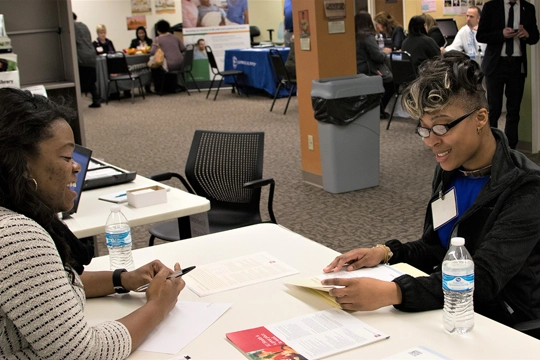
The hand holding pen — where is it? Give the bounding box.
[136,265,195,292]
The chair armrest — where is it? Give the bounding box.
[243,178,277,224]
[149,171,195,194]
[513,319,540,339]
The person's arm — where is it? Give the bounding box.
[243,9,249,24]
[364,33,386,64]
[523,4,539,44]
[392,26,405,50]
[476,3,504,44]
[445,27,465,52]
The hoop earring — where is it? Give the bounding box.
[29,178,38,191]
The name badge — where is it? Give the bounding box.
[96,46,103,53]
[431,188,458,230]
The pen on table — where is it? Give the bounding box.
[135,265,196,292]
[115,193,126,198]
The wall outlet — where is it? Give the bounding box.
[308,135,314,150]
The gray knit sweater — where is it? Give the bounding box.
[0,207,131,359]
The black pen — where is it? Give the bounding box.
[135,265,196,292]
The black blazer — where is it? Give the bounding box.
[476,0,539,76]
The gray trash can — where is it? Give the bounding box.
[311,74,384,193]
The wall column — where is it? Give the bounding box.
[292,0,357,186]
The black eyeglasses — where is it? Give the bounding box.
[416,108,480,138]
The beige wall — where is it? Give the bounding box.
[403,0,467,29]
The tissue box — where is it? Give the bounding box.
[126,185,167,208]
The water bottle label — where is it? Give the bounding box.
[106,230,132,247]
[443,273,474,292]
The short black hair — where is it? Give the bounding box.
[197,38,205,45]
[408,15,427,36]
[73,12,77,20]
[156,20,171,34]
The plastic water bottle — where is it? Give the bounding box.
[477,46,483,64]
[377,34,385,51]
[105,205,134,270]
[442,237,474,334]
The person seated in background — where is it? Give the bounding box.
[194,38,207,59]
[322,52,540,328]
[197,0,228,27]
[0,88,185,358]
[355,12,394,119]
[373,12,406,51]
[92,24,116,55]
[284,35,296,81]
[225,0,249,25]
[129,26,152,50]
[422,13,446,47]
[442,5,486,58]
[402,16,441,72]
[150,20,187,93]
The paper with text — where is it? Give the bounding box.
[227,308,389,360]
[383,346,452,360]
[138,301,231,354]
[183,251,299,297]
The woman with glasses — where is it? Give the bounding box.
[322,51,540,327]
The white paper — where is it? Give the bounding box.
[266,308,389,360]
[287,264,404,292]
[183,251,299,297]
[383,346,452,360]
[138,301,231,355]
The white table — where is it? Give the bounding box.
[64,175,210,239]
[84,224,540,359]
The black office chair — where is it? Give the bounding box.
[205,45,247,101]
[105,52,145,104]
[178,45,201,93]
[386,51,417,130]
[250,26,261,47]
[268,49,297,115]
[148,130,277,246]
[514,320,540,340]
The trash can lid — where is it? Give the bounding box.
[311,74,384,99]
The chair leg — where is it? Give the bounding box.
[131,81,135,104]
[386,93,399,130]
[206,75,217,99]
[148,235,155,247]
[188,72,201,92]
[235,74,248,98]
[106,81,111,105]
[270,82,282,112]
[139,78,145,100]
[283,84,295,115]
[214,78,223,101]
[115,82,120,102]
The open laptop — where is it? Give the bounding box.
[62,144,92,219]
[436,18,459,46]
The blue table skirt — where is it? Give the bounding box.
[223,48,294,98]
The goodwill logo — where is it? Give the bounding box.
[232,56,256,69]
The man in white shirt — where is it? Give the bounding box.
[443,6,486,57]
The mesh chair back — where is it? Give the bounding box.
[389,51,416,92]
[205,46,220,75]
[185,130,264,208]
[183,45,195,72]
[269,49,293,83]
[106,52,131,77]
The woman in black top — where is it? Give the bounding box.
[92,24,116,55]
[374,11,405,50]
[422,13,446,47]
[355,12,395,119]
[129,26,153,49]
[402,16,441,72]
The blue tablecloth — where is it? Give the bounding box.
[223,48,292,98]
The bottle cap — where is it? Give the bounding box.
[110,204,121,212]
[450,237,465,246]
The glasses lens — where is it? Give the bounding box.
[416,127,429,138]
[431,125,448,136]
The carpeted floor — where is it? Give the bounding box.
[77,89,539,258]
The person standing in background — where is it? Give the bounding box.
[284,0,293,47]
[442,6,486,57]
[73,13,100,108]
[93,24,116,55]
[476,0,539,149]
[226,0,249,25]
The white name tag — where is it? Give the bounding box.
[96,46,103,53]
[431,188,458,230]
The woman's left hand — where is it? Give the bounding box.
[321,277,402,311]
[121,260,174,291]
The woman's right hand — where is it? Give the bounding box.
[145,263,185,317]
[323,247,385,273]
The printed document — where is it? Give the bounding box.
[183,251,299,296]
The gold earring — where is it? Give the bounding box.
[477,128,481,134]
[29,178,38,191]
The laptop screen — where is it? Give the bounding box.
[62,144,92,218]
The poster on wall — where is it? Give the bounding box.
[126,16,147,30]
[443,0,483,15]
[131,0,152,15]
[422,0,436,12]
[156,0,176,14]
[181,0,251,83]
